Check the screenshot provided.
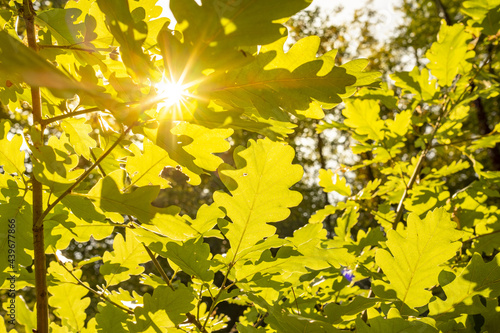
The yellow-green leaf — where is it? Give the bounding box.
[429,253,500,318]
[373,208,462,308]
[100,229,150,286]
[318,169,351,197]
[214,139,303,261]
[426,22,474,87]
[343,99,384,141]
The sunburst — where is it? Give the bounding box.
[155,76,189,111]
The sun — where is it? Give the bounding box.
[155,77,189,111]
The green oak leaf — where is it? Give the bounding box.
[126,139,175,189]
[426,160,471,179]
[172,0,311,48]
[48,267,91,332]
[0,8,12,28]
[214,138,303,262]
[86,170,161,223]
[0,30,81,97]
[386,110,412,138]
[250,295,341,333]
[165,0,312,80]
[429,253,500,318]
[13,296,37,333]
[35,8,107,68]
[356,308,437,333]
[95,302,130,333]
[390,67,438,101]
[165,237,214,282]
[203,37,357,121]
[342,99,384,141]
[318,169,351,197]
[44,204,113,250]
[96,0,152,78]
[0,120,26,177]
[355,85,398,109]
[32,136,84,195]
[170,122,233,171]
[324,296,381,325]
[373,208,462,308]
[129,285,195,332]
[426,22,474,87]
[144,120,232,185]
[100,229,150,287]
[403,183,449,217]
[334,206,359,241]
[462,0,500,36]
[61,118,97,160]
[134,204,223,246]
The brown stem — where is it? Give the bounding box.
[143,244,174,290]
[36,43,110,53]
[203,262,234,330]
[24,1,48,331]
[185,313,208,333]
[433,0,452,25]
[55,257,134,315]
[41,107,103,125]
[463,229,500,243]
[291,287,300,315]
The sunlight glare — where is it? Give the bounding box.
[155,78,188,110]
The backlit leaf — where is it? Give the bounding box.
[318,169,351,197]
[426,22,474,87]
[429,253,500,318]
[343,99,384,141]
[214,139,303,261]
[165,237,214,282]
[60,118,97,160]
[100,229,150,286]
[374,208,462,308]
[462,0,500,36]
[129,284,195,332]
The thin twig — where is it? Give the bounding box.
[37,43,113,52]
[202,262,234,330]
[291,287,301,315]
[36,126,132,227]
[54,255,134,314]
[143,244,174,290]
[463,229,500,243]
[431,133,496,148]
[42,107,103,125]
[185,313,208,333]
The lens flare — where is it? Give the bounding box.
[155,78,189,111]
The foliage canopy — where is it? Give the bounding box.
[0,0,500,332]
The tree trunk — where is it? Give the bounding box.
[24,1,49,332]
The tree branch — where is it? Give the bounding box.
[433,0,452,25]
[55,256,134,315]
[143,244,174,290]
[35,126,132,227]
[41,107,103,125]
[37,43,112,53]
